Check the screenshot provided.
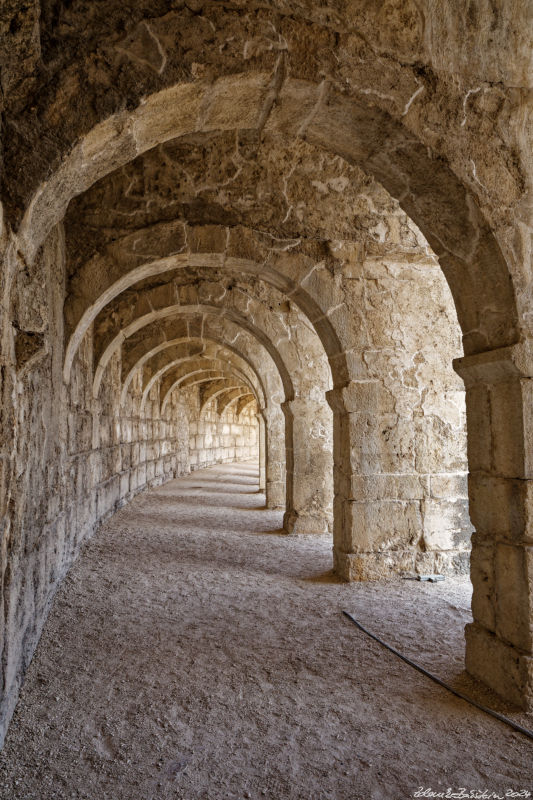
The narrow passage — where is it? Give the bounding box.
[0,463,531,800]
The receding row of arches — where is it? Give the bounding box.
[0,3,531,750]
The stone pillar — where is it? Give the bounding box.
[327,381,426,580]
[256,412,266,493]
[454,344,533,709]
[259,405,285,510]
[281,397,333,534]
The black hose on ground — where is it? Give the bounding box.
[342,610,533,742]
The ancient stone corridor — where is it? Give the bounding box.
[1,1,533,791]
[0,462,530,800]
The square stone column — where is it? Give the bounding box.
[281,398,333,534]
[327,382,426,580]
[255,411,266,493]
[259,405,285,510]
[453,345,533,708]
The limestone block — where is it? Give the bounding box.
[350,473,429,502]
[470,543,496,632]
[490,379,530,477]
[464,384,492,472]
[68,411,92,454]
[430,473,468,499]
[331,381,394,415]
[285,510,331,535]
[434,550,470,575]
[98,416,113,448]
[300,265,344,321]
[334,548,416,582]
[465,622,533,710]
[266,481,285,509]
[350,413,418,474]
[202,73,271,132]
[469,473,533,543]
[422,499,473,551]
[414,551,436,575]
[262,78,318,137]
[146,460,156,483]
[119,471,130,499]
[137,463,147,490]
[133,82,204,151]
[121,418,133,442]
[494,543,533,651]
[112,418,121,445]
[96,476,120,518]
[86,451,103,488]
[120,443,132,470]
[415,416,467,474]
[147,441,159,460]
[345,499,423,553]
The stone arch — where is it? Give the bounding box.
[140,365,256,415]
[216,390,255,417]
[99,302,333,534]
[199,382,253,414]
[120,339,267,409]
[160,362,259,415]
[119,338,278,511]
[63,227,348,389]
[73,233,471,578]
[1,5,530,759]
[18,74,518,357]
[8,70,530,709]
[90,274,332,396]
[236,396,257,417]
[88,270,335,527]
[118,329,285,511]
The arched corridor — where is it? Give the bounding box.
[1,1,532,790]
[0,462,530,799]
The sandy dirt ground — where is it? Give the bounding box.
[0,462,531,800]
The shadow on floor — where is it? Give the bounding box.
[301,570,345,584]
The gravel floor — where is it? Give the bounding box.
[0,462,531,800]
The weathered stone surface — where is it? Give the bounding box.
[0,0,531,741]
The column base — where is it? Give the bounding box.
[283,510,332,534]
[333,548,415,581]
[465,622,533,710]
